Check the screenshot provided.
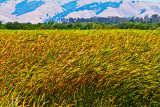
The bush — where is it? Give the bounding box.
[0,21,2,29]
[2,21,160,30]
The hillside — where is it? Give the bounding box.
[0,0,160,23]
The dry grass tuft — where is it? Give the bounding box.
[0,30,160,106]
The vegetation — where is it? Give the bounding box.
[0,21,2,29]
[117,22,160,30]
[0,30,159,106]
[62,14,160,24]
[0,21,160,30]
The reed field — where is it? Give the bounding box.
[0,29,160,106]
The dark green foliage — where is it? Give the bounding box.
[48,19,55,24]
[117,22,160,30]
[130,19,135,23]
[0,21,2,29]
[1,21,160,30]
[5,22,37,30]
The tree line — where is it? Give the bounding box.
[62,14,160,24]
[0,19,160,30]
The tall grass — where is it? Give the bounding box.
[0,29,160,106]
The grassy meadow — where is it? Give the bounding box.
[0,29,160,106]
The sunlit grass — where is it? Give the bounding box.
[0,29,160,106]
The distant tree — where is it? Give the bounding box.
[62,15,160,24]
[0,21,2,29]
[144,15,150,23]
[66,24,73,29]
[51,23,64,29]
[118,22,130,29]
[130,19,135,22]
[73,22,82,29]
[106,25,118,29]
[68,17,75,23]
[5,22,22,29]
[27,22,32,24]
[2,16,160,30]
[13,22,22,29]
[5,22,13,29]
[150,14,160,23]
[48,19,55,24]
[40,23,48,29]
[61,18,68,24]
